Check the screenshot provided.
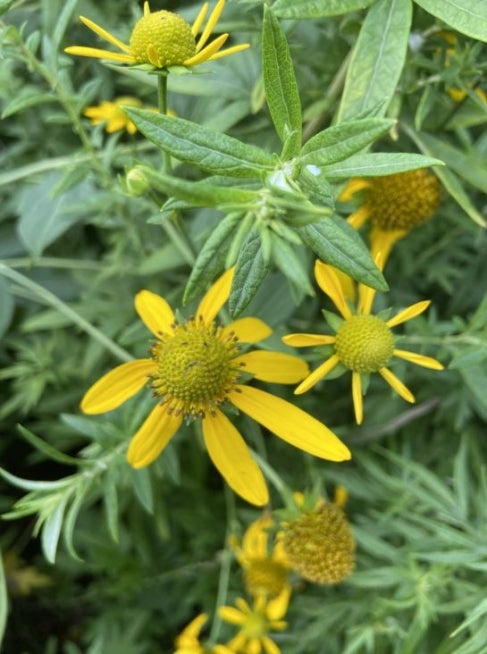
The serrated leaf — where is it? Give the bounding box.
[184,212,242,304]
[297,215,387,291]
[273,0,375,18]
[41,495,69,563]
[262,7,302,157]
[321,152,444,178]
[229,229,272,316]
[337,0,412,121]
[125,108,275,178]
[414,0,487,42]
[301,118,395,166]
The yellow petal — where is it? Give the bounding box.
[81,359,154,414]
[357,282,376,316]
[230,385,351,461]
[347,206,371,229]
[134,290,175,338]
[218,606,246,626]
[191,2,209,36]
[185,33,228,66]
[282,333,336,347]
[196,0,225,51]
[208,43,250,61]
[234,351,309,384]
[79,15,131,52]
[262,637,281,654]
[314,260,352,319]
[387,300,431,328]
[267,586,291,621]
[339,178,371,202]
[64,46,135,63]
[196,267,234,323]
[126,404,182,468]
[378,367,415,403]
[369,227,406,265]
[222,317,272,343]
[393,349,444,370]
[351,371,363,425]
[202,410,269,506]
[177,613,208,641]
[294,354,339,394]
[242,517,273,559]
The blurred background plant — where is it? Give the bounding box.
[0,0,486,652]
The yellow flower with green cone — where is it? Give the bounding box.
[81,268,350,507]
[65,1,249,70]
[283,260,444,425]
[83,96,144,134]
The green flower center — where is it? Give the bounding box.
[244,559,288,599]
[243,612,268,639]
[335,315,394,373]
[150,319,241,418]
[366,169,441,230]
[129,10,196,68]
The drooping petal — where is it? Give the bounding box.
[234,351,309,384]
[357,282,376,316]
[282,333,336,347]
[294,354,340,394]
[126,404,182,468]
[230,385,351,461]
[196,0,225,51]
[208,43,250,60]
[191,1,209,36]
[81,359,154,414]
[378,367,415,403]
[267,586,291,621]
[314,260,352,319]
[351,371,363,425]
[222,317,272,344]
[185,33,228,66]
[393,349,444,370]
[387,300,431,328]
[196,267,234,323]
[262,636,281,654]
[202,410,269,506]
[369,226,406,265]
[347,206,371,229]
[241,517,273,559]
[218,606,247,626]
[79,16,131,52]
[64,46,135,62]
[339,178,371,202]
[134,289,175,337]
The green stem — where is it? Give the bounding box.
[252,451,295,510]
[2,257,102,271]
[0,264,132,363]
[157,74,172,173]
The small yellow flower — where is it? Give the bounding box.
[81,268,350,507]
[340,169,441,264]
[219,591,290,654]
[65,1,249,70]
[83,96,146,134]
[3,551,51,596]
[232,517,291,600]
[174,613,232,654]
[280,502,355,585]
[283,260,444,425]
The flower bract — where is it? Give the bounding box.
[283,260,444,425]
[81,268,351,506]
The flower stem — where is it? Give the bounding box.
[157,74,172,173]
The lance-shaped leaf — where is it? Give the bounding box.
[125,108,275,178]
[273,0,376,18]
[262,6,302,158]
[138,166,259,209]
[301,118,395,166]
[229,228,272,316]
[321,152,444,179]
[297,216,388,291]
[414,0,487,42]
[337,0,412,121]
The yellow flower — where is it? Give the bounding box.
[340,169,441,264]
[174,613,232,654]
[81,268,351,506]
[232,517,291,601]
[219,591,290,654]
[65,1,249,70]
[83,96,146,134]
[283,260,444,425]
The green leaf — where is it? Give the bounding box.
[337,0,413,121]
[262,7,302,158]
[17,425,89,467]
[297,216,388,291]
[0,0,15,16]
[125,109,275,178]
[104,473,119,543]
[414,0,487,42]
[273,0,376,18]
[229,229,272,317]
[41,495,69,563]
[271,235,314,296]
[131,468,154,514]
[301,118,395,166]
[0,276,13,340]
[0,467,74,492]
[184,212,242,305]
[63,484,87,562]
[321,152,444,179]
[0,547,7,650]
[1,88,57,119]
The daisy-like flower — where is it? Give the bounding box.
[283,260,444,425]
[81,268,350,507]
[83,96,146,134]
[219,591,290,654]
[232,517,291,601]
[340,168,441,264]
[174,613,232,654]
[65,1,249,70]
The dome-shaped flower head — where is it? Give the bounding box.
[340,168,441,264]
[65,1,249,70]
[283,260,444,425]
[81,268,350,507]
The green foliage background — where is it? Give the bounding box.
[0,0,486,652]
